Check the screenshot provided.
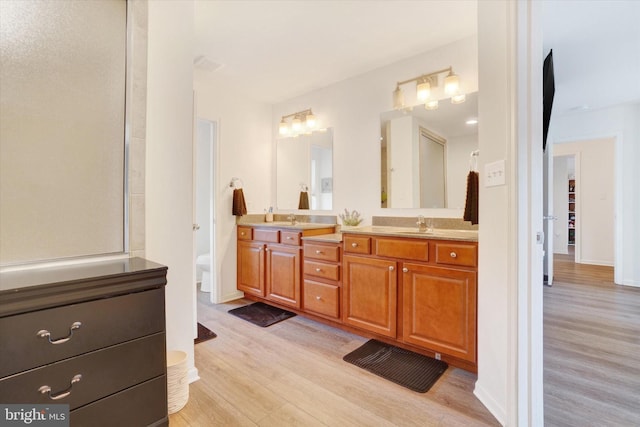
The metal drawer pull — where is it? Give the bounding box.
[39,374,82,400]
[315,250,323,254]
[450,252,458,258]
[402,267,409,273]
[287,236,294,240]
[315,296,321,301]
[37,322,82,344]
[351,243,358,247]
[315,268,322,272]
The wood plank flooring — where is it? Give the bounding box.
[170,254,640,426]
[170,296,499,426]
[544,254,640,426]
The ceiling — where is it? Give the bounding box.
[194,0,640,115]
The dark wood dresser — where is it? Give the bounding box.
[0,257,168,426]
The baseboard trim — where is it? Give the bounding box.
[474,382,506,426]
[187,366,200,384]
[621,279,639,288]
[218,290,244,304]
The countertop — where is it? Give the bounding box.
[239,221,337,231]
[341,226,478,242]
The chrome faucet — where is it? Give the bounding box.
[287,213,297,225]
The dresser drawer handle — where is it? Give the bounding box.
[351,243,358,248]
[450,252,458,258]
[39,374,82,400]
[37,321,82,345]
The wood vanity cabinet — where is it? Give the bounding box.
[0,258,169,426]
[237,224,335,310]
[303,241,341,320]
[343,233,478,368]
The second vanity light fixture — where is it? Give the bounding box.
[278,108,317,136]
[393,66,465,110]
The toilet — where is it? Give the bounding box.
[196,254,212,292]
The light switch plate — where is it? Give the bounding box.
[485,160,506,187]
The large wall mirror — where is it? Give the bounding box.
[381,92,478,209]
[277,128,333,210]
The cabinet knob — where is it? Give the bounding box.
[315,250,322,254]
[287,236,293,240]
[351,243,358,248]
[315,268,321,272]
[240,232,245,236]
[389,266,395,271]
[315,296,321,301]
[450,252,457,258]
[402,267,409,273]
[266,248,270,252]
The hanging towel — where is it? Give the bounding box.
[298,191,310,209]
[232,188,247,216]
[463,171,479,225]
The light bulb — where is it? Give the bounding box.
[305,113,316,128]
[444,72,459,96]
[451,93,466,104]
[292,117,302,131]
[425,99,439,110]
[416,80,431,102]
[279,119,288,135]
[393,86,404,110]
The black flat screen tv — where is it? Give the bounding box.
[543,49,555,152]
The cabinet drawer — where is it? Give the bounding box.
[375,238,429,262]
[281,231,301,246]
[71,375,167,427]
[254,228,280,243]
[435,242,477,267]
[0,288,165,377]
[344,236,371,254]
[0,333,166,410]
[238,226,253,240]
[303,280,339,319]
[304,260,340,281]
[304,243,340,262]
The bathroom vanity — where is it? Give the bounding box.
[0,258,169,426]
[237,221,478,372]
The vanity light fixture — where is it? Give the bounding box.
[278,108,317,136]
[393,66,465,110]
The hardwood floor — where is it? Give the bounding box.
[544,254,640,426]
[170,295,499,426]
[170,255,640,426]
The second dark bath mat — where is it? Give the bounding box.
[228,302,296,327]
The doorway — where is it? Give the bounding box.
[195,118,217,304]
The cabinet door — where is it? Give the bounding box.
[266,245,301,309]
[237,241,265,297]
[342,255,397,338]
[402,263,477,362]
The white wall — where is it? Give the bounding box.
[271,35,478,220]
[145,1,197,379]
[550,103,640,286]
[447,134,479,209]
[193,74,273,303]
[554,138,615,266]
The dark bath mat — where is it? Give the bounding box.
[343,339,448,393]
[228,302,296,327]
[194,322,217,344]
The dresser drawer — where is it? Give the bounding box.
[435,242,477,267]
[254,228,280,243]
[303,243,340,262]
[303,280,340,319]
[344,236,371,254]
[281,231,301,246]
[375,237,429,262]
[0,333,165,410]
[237,226,253,240]
[304,260,340,281]
[0,288,165,377]
[71,375,167,427]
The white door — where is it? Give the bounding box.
[543,141,554,285]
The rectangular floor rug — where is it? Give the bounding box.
[228,302,296,327]
[194,322,217,344]
[343,339,448,393]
